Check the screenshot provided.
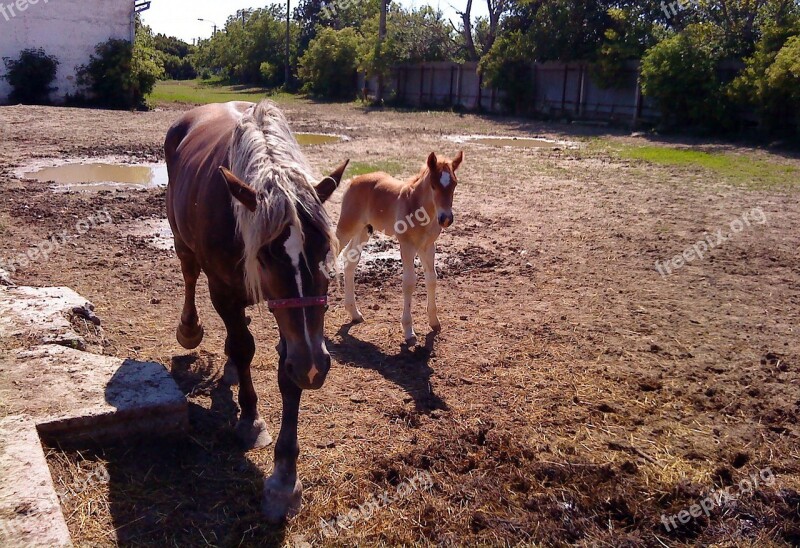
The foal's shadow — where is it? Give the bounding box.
[330,324,448,413]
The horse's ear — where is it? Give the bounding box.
[315,159,349,203]
[219,167,258,212]
[427,152,438,173]
[452,150,464,171]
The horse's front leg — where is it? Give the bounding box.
[210,287,271,449]
[263,358,303,523]
[399,241,418,343]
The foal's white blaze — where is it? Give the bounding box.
[284,225,315,379]
[440,171,451,188]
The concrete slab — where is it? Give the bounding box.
[0,286,93,350]
[0,345,188,446]
[0,416,72,547]
[0,267,13,286]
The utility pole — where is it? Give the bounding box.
[285,0,291,88]
[376,0,388,103]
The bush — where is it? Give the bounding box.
[2,48,59,104]
[161,54,197,80]
[640,26,732,130]
[77,31,163,109]
[730,29,800,137]
[298,27,361,98]
[479,32,532,113]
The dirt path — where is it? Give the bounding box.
[0,101,798,547]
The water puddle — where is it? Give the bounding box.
[24,162,168,191]
[472,137,555,148]
[295,133,346,146]
[448,134,578,149]
[19,133,346,192]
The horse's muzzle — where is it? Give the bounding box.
[438,212,454,228]
[285,353,331,390]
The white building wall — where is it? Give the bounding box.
[0,0,134,103]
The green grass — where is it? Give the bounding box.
[148,79,297,105]
[347,160,405,177]
[618,145,799,189]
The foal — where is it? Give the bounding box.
[336,151,463,342]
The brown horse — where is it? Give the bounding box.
[335,151,463,342]
[165,100,348,522]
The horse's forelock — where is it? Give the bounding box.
[229,100,336,304]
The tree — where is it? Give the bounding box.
[298,27,362,97]
[640,24,730,129]
[454,0,509,61]
[729,6,800,134]
[360,5,456,85]
[153,34,196,80]
[193,6,298,86]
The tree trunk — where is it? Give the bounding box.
[457,0,479,62]
[376,0,388,103]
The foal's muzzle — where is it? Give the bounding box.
[438,212,454,228]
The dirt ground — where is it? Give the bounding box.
[0,100,799,547]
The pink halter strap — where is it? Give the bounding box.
[267,295,328,310]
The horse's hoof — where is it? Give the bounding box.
[262,475,302,524]
[405,334,418,346]
[235,418,272,449]
[222,358,239,386]
[429,321,442,332]
[176,323,204,350]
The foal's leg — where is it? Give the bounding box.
[342,226,370,323]
[400,240,418,343]
[209,283,271,449]
[419,242,440,331]
[175,245,204,349]
[262,359,303,523]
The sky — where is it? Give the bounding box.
[141,0,489,44]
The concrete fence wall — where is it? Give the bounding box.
[361,60,749,126]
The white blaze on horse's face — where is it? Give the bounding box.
[440,172,452,188]
[283,224,320,384]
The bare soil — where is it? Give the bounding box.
[1,101,799,547]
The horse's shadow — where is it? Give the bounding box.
[329,323,448,413]
[94,354,286,547]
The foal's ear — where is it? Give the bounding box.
[452,150,464,171]
[427,152,438,173]
[315,159,349,203]
[219,167,258,212]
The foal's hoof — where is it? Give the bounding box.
[262,475,303,524]
[235,418,272,449]
[176,323,204,350]
[222,358,239,386]
[348,312,364,324]
[405,334,418,347]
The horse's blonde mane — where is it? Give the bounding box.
[229,99,336,304]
